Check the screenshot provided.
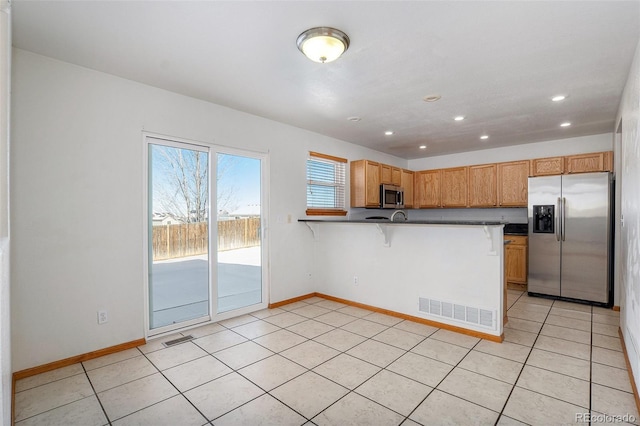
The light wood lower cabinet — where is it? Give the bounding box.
[505,235,528,290]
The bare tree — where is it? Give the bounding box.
[216,154,239,214]
[152,146,238,222]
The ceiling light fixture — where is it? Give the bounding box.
[552,95,567,102]
[480,135,489,140]
[419,145,427,149]
[454,116,465,121]
[560,122,572,127]
[385,131,394,136]
[297,27,350,63]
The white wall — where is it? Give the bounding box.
[10,49,407,371]
[615,36,640,399]
[312,223,504,337]
[0,1,10,424]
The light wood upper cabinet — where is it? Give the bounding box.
[350,160,381,208]
[505,235,528,285]
[391,167,402,186]
[468,164,497,207]
[530,156,564,176]
[380,164,392,184]
[565,151,613,174]
[380,164,402,185]
[414,169,441,208]
[441,167,469,207]
[401,169,414,208]
[497,161,529,207]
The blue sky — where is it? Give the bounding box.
[151,145,261,218]
[217,153,261,212]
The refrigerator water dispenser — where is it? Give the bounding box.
[533,204,554,233]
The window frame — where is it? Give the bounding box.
[306,151,348,216]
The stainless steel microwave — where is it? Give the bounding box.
[380,184,404,209]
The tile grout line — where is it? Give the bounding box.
[494,291,551,425]
[247,304,439,423]
[81,361,113,426]
[403,337,487,425]
[136,346,213,425]
[167,300,395,424]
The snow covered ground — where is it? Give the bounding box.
[150,246,262,328]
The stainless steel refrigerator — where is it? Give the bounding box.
[528,172,612,304]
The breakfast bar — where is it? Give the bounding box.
[300,219,506,340]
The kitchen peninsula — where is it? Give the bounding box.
[300,219,506,341]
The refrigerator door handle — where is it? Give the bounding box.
[556,197,562,241]
[562,197,567,241]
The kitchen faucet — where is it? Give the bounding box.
[390,209,407,222]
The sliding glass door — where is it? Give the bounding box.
[148,140,211,330]
[216,153,263,313]
[146,136,267,335]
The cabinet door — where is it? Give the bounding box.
[415,170,441,208]
[401,169,414,208]
[530,157,564,176]
[468,164,497,207]
[380,164,392,184]
[505,236,528,284]
[391,167,402,186]
[497,161,529,207]
[350,160,380,208]
[565,151,613,174]
[365,161,381,207]
[441,167,468,207]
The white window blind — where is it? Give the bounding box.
[306,152,347,212]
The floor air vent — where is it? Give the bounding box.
[162,335,194,348]
[418,297,495,330]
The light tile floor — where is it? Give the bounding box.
[14,292,640,425]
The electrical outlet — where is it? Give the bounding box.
[353,276,359,285]
[97,310,108,324]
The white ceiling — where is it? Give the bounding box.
[11,1,640,159]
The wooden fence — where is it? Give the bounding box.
[152,218,261,260]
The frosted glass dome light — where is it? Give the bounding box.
[297,27,350,63]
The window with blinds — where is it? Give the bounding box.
[306,152,348,216]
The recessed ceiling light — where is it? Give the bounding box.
[480,135,489,140]
[385,130,394,136]
[419,145,427,149]
[347,116,361,122]
[423,95,442,102]
[552,95,567,102]
[454,116,465,121]
[560,122,571,127]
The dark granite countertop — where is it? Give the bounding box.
[503,223,528,235]
[299,219,507,226]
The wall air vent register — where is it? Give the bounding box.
[418,297,496,330]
